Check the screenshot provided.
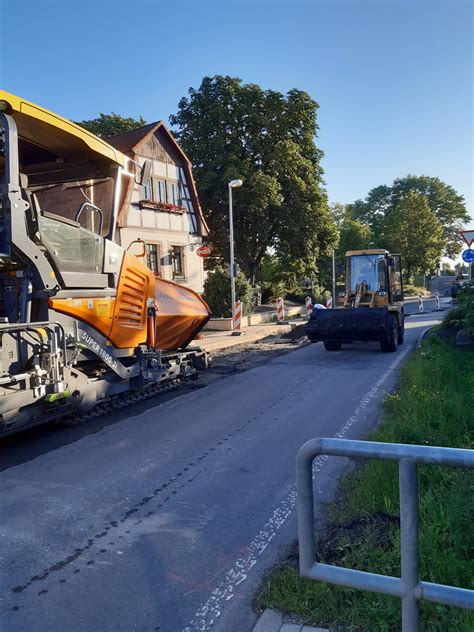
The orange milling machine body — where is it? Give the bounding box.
[49,252,211,351]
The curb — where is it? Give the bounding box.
[252,609,329,632]
[418,326,435,347]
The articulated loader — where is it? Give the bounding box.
[306,250,404,352]
[0,91,211,436]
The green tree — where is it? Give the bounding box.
[383,191,445,279]
[350,175,468,259]
[318,204,373,293]
[440,262,455,275]
[203,266,253,317]
[454,262,469,279]
[336,211,373,256]
[75,113,148,138]
[169,75,338,282]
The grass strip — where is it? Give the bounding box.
[257,337,474,631]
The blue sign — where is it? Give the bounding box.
[462,249,474,263]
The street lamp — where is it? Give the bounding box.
[228,179,243,331]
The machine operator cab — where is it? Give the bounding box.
[0,90,151,306]
[342,249,404,308]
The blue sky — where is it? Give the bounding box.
[1,0,472,216]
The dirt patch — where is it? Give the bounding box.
[316,512,399,566]
[281,323,308,341]
[196,332,308,387]
[264,511,399,575]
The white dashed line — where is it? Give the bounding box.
[183,347,411,631]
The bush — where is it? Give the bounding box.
[442,306,466,331]
[260,280,286,305]
[442,284,474,333]
[404,283,430,297]
[203,266,254,318]
[284,291,306,304]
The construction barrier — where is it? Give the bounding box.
[276,297,285,322]
[326,295,333,309]
[305,296,313,317]
[233,300,242,333]
[418,295,424,313]
[435,291,440,310]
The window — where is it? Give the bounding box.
[170,245,184,278]
[38,214,104,274]
[349,254,387,292]
[170,182,181,206]
[155,179,167,203]
[146,243,160,274]
[349,255,377,291]
[142,179,153,201]
[391,255,403,301]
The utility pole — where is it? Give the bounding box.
[228,179,243,330]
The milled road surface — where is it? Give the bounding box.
[0,308,445,632]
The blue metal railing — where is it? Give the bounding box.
[296,438,474,631]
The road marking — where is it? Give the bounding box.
[333,346,410,441]
[182,347,411,631]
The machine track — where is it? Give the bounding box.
[60,377,186,428]
[0,375,194,439]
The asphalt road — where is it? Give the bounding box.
[0,308,446,632]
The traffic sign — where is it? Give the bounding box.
[460,230,474,247]
[461,248,474,263]
[196,245,211,257]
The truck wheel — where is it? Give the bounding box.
[324,340,342,351]
[398,317,405,345]
[380,316,398,353]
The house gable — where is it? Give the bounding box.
[108,122,208,236]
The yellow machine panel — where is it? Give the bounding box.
[49,296,116,340]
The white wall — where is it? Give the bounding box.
[119,227,205,294]
[118,156,205,294]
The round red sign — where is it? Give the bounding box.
[196,245,211,257]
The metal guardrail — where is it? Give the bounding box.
[296,438,474,631]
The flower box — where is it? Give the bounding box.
[138,200,187,214]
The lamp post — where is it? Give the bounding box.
[228,179,243,330]
[332,249,336,309]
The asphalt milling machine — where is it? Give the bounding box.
[306,249,405,352]
[0,91,211,436]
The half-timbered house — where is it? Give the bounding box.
[108,123,208,294]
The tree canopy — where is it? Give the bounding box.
[330,204,373,256]
[349,175,468,259]
[76,113,148,138]
[383,191,445,277]
[169,75,338,282]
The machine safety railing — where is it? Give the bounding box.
[296,438,474,632]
